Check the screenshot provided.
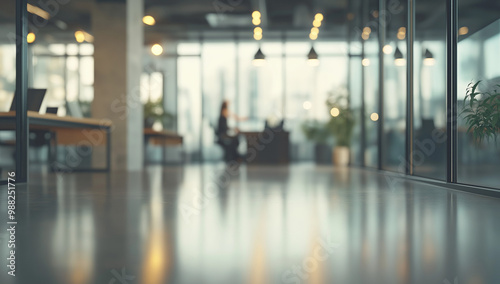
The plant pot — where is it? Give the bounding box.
[332,146,350,166]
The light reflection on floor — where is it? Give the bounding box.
[0,163,500,284]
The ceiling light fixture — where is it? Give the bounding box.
[423,49,435,66]
[75,31,85,43]
[458,26,469,35]
[394,47,406,66]
[151,44,163,56]
[143,15,156,26]
[27,32,36,44]
[253,48,266,66]
[383,44,393,54]
[307,47,319,66]
[27,4,50,20]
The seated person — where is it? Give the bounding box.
[216,100,246,162]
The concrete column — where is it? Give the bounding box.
[92,0,144,171]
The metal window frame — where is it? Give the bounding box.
[446,0,458,183]
[12,0,29,184]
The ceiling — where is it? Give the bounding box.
[0,0,499,44]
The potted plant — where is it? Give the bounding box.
[301,120,333,164]
[461,80,500,144]
[326,95,355,166]
[143,99,175,129]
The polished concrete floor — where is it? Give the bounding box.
[1,163,500,284]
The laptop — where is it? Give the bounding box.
[10,89,47,112]
[46,107,59,115]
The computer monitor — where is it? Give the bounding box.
[46,107,59,115]
[10,89,47,112]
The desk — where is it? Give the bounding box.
[0,111,112,172]
[241,131,289,164]
[144,128,183,164]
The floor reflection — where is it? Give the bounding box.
[1,164,500,284]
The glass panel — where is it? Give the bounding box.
[178,56,202,161]
[412,0,447,180]
[202,43,237,161]
[350,44,363,166]
[0,0,16,180]
[238,42,283,130]
[364,38,379,168]
[32,56,66,113]
[457,0,500,188]
[381,1,407,172]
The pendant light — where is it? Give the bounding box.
[307,47,319,66]
[253,48,266,66]
[423,48,435,66]
[394,47,406,66]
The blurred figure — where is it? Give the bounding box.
[216,100,246,162]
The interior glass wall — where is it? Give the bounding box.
[177,55,202,161]
[381,1,407,172]
[457,0,500,188]
[363,33,379,168]
[349,42,363,166]
[412,0,447,180]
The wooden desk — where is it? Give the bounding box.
[241,131,290,164]
[144,128,183,164]
[0,111,112,172]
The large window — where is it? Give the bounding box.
[177,40,348,162]
[457,3,500,188]
[381,3,407,172]
[412,0,447,180]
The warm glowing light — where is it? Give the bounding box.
[362,58,370,66]
[253,33,263,40]
[458,26,469,35]
[27,4,50,20]
[397,32,406,40]
[252,11,261,18]
[330,107,340,117]
[313,20,322,27]
[252,59,266,66]
[363,27,371,34]
[395,58,406,66]
[383,45,393,54]
[303,101,312,110]
[254,27,262,35]
[307,59,319,66]
[143,15,156,25]
[82,31,94,43]
[423,58,436,66]
[372,10,379,18]
[362,33,369,40]
[252,18,261,25]
[398,27,406,33]
[309,33,318,40]
[314,13,324,21]
[311,27,319,35]
[151,44,163,56]
[27,32,36,44]
[370,113,379,121]
[75,31,85,43]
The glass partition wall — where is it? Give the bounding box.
[171,0,500,193]
[457,0,500,189]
